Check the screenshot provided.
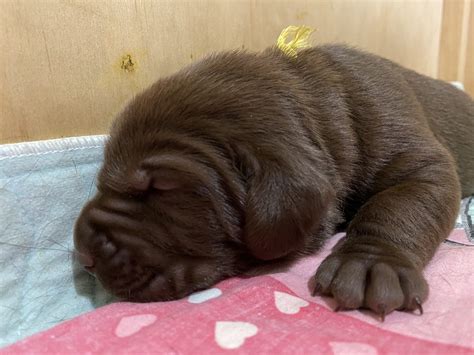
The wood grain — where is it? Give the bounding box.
[463,1,474,94]
[438,0,471,84]
[0,0,462,143]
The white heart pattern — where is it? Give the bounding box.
[215,321,258,349]
[329,342,378,355]
[115,314,157,338]
[274,291,309,314]
[188,288,222,304]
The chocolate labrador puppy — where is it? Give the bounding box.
[74,44,474,318]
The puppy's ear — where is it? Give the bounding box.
[244,163,333,260]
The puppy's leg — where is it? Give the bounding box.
[312,148,461,318]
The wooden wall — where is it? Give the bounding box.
[0,0,472,144]
[438,0,473,93]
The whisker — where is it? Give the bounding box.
[46,238,72,252]
[86,167,100,201]
[0,241,72,253]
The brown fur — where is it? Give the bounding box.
[74,45,474,316]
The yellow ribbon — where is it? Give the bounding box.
[277,25,315,58]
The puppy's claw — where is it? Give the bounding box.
[311,282,323,297]
[415,296,423,315]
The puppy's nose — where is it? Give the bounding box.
[75,250,95,270]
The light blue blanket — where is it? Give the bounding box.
[0,136,114,347]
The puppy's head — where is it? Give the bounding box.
[74,140,251,301]
[74,51,335,301]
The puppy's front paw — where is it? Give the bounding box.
[311,241,428,320]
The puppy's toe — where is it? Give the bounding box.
[365,263,404,318]
[312,256,342,295]
[398,268,428,313]
[330,259,368,309]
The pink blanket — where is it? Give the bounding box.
[3,231,473,354]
